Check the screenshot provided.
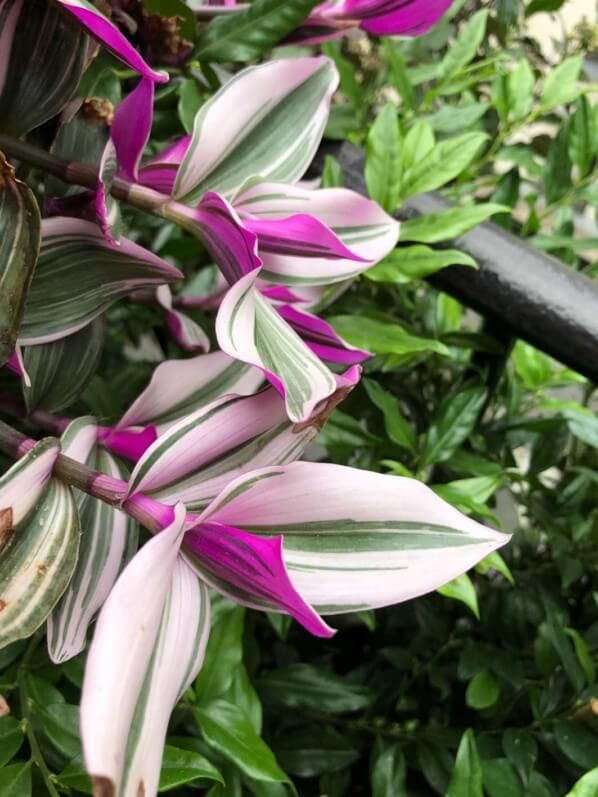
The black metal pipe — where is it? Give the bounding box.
[312,142,598,383]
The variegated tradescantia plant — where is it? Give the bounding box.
[0,0,514,795]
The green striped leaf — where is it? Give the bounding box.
[197,462,510,616]
[0,0,88,136]
[0,476,79,649]
[174,57,337,203]
[0,437,59,533]
[81,505,211,796]
[0,155,41,365]
[23,318,104,413]
[127,387,322,511]
[118,351,264,432]
[19,218,182,345]
[47,418,138,663]
[216,270,337,423]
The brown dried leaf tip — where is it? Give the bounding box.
[0,152,16,188]
[0,508,14,552]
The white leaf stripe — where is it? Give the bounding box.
[117,353,263,432]
[0,437,59,529]
[119,561,210,797]
[0,478,79,648]
[198,463,509,615]
[81,503,187,794]
[0,0,88,136]
[19,219,181,345]
[174,58,338,202]
[128,388,319,510]
[47,446,138,664]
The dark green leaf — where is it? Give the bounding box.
[0,761,31,797]
[159,745,224,791]
[398,204,509,244]
[274,727,359,778]
[554,721,598,770]
[195,605,245,703]
[258,663,373,714]
[363,379,417,452]
[365,103,402,213]
[423,385,487,465]
[483,758,524,797]
[194,701,288,783]
[446,729,483,797]
[466,671,500,709]
[0,717,23,767]
[366,246,476,284]
[371,740,407,797]
[194,0,321,62]
[502,729,537,786]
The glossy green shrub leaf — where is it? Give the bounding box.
[565,768,598,797]
[330,316,450,358]
[194,700,289,784]
[400,204,509,245]
[399,133,487,199]
[159,745,224,791]
[366,246,476,284]
[466,671,500,709]
[439,10,489,80]
[540,56,583,111]
[258,663,373,714]
[194,0,321,62]
[446,729,483,797]
[438,573,479,619]
[363,379,416,452]
[0,717,23,767]
[195,604,245,703]
[0,761,31,797]
[371,740,407,797]
[365,103,402,212]
[274,726,359,778]
[423,385,487,465]
[502,729,537,786]
[483,758,524,797]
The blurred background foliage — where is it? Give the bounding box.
[1,0,597,794]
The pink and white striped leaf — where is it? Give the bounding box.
[199,462,511,615]
[113,560,209,797]
[173,57,338,203]
[47,418,138,663]
[234,182,399,285]
[0,437,59,530]
[117,351,264,433]
[81,502,190,795]
[56,0,168,83]
[98,425,158,462]
[56,0,168,178]
[178,192,262,285]
[156,286,210,353]
[216,269,338,423]
[184,521,332,637]
[127,387,323,511]
[277,305,371,365]
[137,135,192,194]
[19,218,182,345]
